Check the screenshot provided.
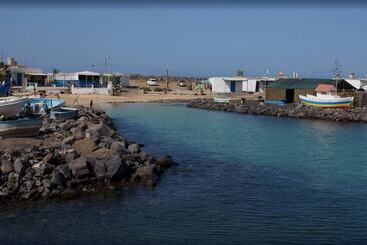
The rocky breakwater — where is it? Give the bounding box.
[187,99,367,122]
[0,106,173,202]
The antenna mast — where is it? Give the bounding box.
[332,59,341,95]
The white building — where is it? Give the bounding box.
[53,71,101,87]
[8,66,46,86]
[102,73,129,87]
[209,77,246,93]
[243,77,276,93]
[209,76,275,93]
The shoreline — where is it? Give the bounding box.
[57,93,210,107]
[187,98,367,123]
[0,106,174,204]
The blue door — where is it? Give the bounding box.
[230,81,236,92]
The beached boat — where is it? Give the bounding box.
[50,107,78,121]
[30,98,65,110]
[214,97,230,103]
[0,97,29,118]
[299,84,354,108]
[0,117,43,137]
[299,94,354,108]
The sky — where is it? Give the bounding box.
[0,6,367,77]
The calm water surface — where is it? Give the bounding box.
[1,103,367,244]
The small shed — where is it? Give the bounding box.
[209,77,245,93]
[265,78,355,103]
[315,84,337,95]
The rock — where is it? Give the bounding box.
[62,135,75,145]
[58,121,75,131]
[1,161,13,174]
[70,126,85,140]
[87,158,106,181]
[7,172,20,193]
[110,141,126,154]
[132,164,157,186]
[13,158,26,175]
[104,155,129,181]
[85,122,114,139]
[128,143,140,154]
[68,157,90,179]
[51,165,71,185]
[72,138,98,156]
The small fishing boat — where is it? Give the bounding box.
[0,117,43,137]
[299,84,354,108]
[0,97,29,118]
[214,97,230,103]
[50,107,78,121]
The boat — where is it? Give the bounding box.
[29,98,65,110]
[0,97,30,118]
[50,107,78,121]
[0,117,43,137]
[299,84,354,108]
[299,94,354,108]
[0,81,10,97]
[214,97,230,103]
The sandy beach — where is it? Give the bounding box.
[59,92,210,106]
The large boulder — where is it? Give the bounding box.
[70,126,86,140]
[85,122,114,139]
[127,143,140,154]
[132,164,157,186]
[68,157,90,179]
[87,158,106,181]
[7,172,20,194]
[104,155,130,181]
[110,141,126,154]
[1,160,13,174]
[72,138,98,156]
[13,158,26,175]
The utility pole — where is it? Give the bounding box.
[165,69,169,91]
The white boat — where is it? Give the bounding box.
[0,97,29,118]
[299,94,354,108]
[299,84,354,108]
[0,117,43,137]
[214,97,230,103]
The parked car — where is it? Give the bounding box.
[147,79,158,86]
[177,80,187,87]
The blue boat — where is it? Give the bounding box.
[0,117,43,137]
[30,98,65,110]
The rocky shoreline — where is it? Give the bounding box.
[187,99,367,122]
[0,106,173,202]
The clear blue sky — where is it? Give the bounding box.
[0,6,367,77]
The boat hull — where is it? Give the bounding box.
[0,97,29,118]
[50,107,78,121]
[0,117,43,137]
[214,97,230,103]
[299,95,353,108]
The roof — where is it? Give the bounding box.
[76,71,100,76]
[25,72,46,76]
[266,78,355,90]
[315,84,336,92]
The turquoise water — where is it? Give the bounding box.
[1,103,367,244]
